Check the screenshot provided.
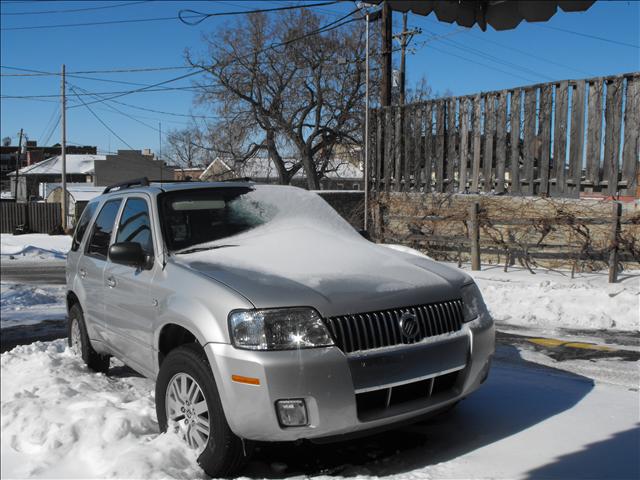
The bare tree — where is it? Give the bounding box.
[187,9,367,189]
[164,127,206,170]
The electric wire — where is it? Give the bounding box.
[70,86,135,150]
[1,1,149,15]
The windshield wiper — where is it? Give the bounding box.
[175,244,237,255]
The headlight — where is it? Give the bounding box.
[228,308,334,350]
[461,282,486,323]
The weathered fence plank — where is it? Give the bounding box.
[538,84,553,195]
[568,80,586,195]
[384,108,393,192]
[424,103,434,192]
[435,100,446,192]
[446,98,457,192]
[495,91,507,194]
[412,105,424,191]
[523,88,537,195]
[459,98,470,192]
[586,79,603,187]
[403,105,414,191]
[621,75,639,193]
[509,90,522,194]
[394,106,403,191]
[375,109,383,190]
[603,77,623,195]
[471,94,482,192]
[483,93,496,192]
[553,81,569,195]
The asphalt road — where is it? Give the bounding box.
[0,263,66,284]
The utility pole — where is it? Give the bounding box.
[14,128,23,202]
[393,13,421,105]
[399,13,408,105]
[61,64,68,230]
[380,1,392,107]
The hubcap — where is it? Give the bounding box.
[70,318,82,355]
[165,373,210,453]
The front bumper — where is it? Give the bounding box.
[204,312,494,442]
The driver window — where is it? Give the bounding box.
[116,198,154,256]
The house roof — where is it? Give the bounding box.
[16,154,106,176]
[48,184,104,202]
[201,156,362,181]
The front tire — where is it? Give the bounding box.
[67,303,110,373]
[156,343,251,477]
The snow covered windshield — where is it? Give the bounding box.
[158,184,356,252]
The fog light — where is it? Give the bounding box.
[276,399,308,427]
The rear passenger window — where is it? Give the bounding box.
[116,198,154,256]
[86,199,122,259]
[71,202,98,252]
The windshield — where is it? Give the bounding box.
[158,184,356,252]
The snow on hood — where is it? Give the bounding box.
[172,217,469,317]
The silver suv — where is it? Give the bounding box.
[66,179,494,477]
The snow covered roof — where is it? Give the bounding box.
[16,154,106,176]
[65,185,103,201]
[202,156,362,181]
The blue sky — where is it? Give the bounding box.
[1,0,638,157]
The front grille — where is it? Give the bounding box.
[324,299,464,354]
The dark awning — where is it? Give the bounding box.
[370,1,595,31]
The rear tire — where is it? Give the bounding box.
[67,303,110,374]
[156,343,252,477]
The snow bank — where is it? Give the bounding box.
[1,234,71,262]
[1,340,637,479]
[0,283,67,328]
[463,265,640,332]
[0,340,201,479]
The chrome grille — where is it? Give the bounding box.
[325,300,464,354]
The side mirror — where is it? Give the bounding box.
[108,242,152,269]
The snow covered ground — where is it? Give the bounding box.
[464,264,639,333]
[0,283,67,329]
[0,339,637,479]
[0,234,71,263]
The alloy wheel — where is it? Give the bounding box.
[165,372,210,453]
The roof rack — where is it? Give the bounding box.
[102,177,149,194]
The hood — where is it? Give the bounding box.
[171,221,471,318]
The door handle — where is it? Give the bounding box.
[79,268,87,278]
[106,277,116,288]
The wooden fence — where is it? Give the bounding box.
[0,202,62,233]
[368,72,639,197]
[372,193,639,282]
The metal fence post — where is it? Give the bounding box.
[469,201,481,270]
[608,202,622,283]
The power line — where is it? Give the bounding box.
[537,24,639,49]
[70,86,135,150]
[1,65,192,76]
[1,1,342,31]
[426,44,538,83]
[433,34,556,82]
[464,32,594,77]
[178,1,339,26]
[1,1,149,15]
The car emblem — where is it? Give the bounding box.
[399,311,420,341]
